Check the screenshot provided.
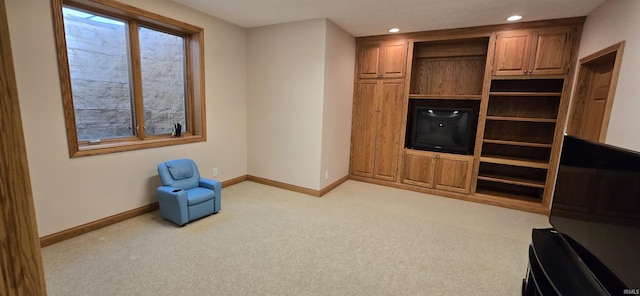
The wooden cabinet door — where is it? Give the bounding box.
[434,154,473,193]
[401,150,472,193]
[356,41,407,79]
[492,30,532,76]
[372,79,405,181]
[357,42,382,79]
[402,151,436,187]
[493,27,574,76]
[530,27,573,75]
[380,40,407,78]
[350,80,379,177]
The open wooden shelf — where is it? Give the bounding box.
[478,77,566,205]
[482,141,551,161]
[483,121,556,144]
[410,38,488,97]
[408,94,482,100]
[482,139,552,148]
[486,116,557,123]
[476,177,545,202]
[474,189,543,204]
[477,174,545,188]
[480,155,550,169]
[489,91,563,97]
[490,75,566,80]
[487,96,560,119]
[489,78,565,92]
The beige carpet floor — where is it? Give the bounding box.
[42,180,551,295]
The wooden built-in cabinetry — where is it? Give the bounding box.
[493,27,574,76]
[477,79,564,203]
[351,39,408,181]
[350,79,405,181]
[356,40,408,79]
[410,38,487,98]
[349,18,584,215]
[400,37,487,195]
[403,149,473,194]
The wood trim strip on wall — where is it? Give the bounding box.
[358,16,586,42]
[319,176,350,196]
[222,175,248,187]
[39,203,160,247]
[349,175,550,215]
[0,0,48,292]
[247,175,349,197]
[40,175,249,247]
[247,175,319,196]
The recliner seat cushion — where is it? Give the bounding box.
[166,160,194,180]
[185,187,215,206]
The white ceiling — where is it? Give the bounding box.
[172,0,607,37]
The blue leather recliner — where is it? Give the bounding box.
[157,159,221,226]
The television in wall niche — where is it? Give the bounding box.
[549,135,640,292]
[407,106,477,155]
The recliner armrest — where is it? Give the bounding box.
[157,186,189,206]
[158,185,185,197]
[199,178,221,191]
[157,186,190,226]
[199,178,222,213]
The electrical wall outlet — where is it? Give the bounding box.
[325,171,329,180]
[213,168,218,176]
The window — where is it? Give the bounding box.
[52,0,206,157]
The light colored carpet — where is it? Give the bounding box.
[42,180,550,295]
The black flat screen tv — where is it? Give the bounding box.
[407,107,476,155]
[550,135,640,291]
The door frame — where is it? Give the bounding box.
[0,0,48,293]
[567,41,625,142]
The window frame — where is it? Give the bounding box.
[51,0,206,158]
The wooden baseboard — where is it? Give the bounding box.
[320,175,350,196]
[40,175,348,246]
[349,175,550,215]
[471,193,550,215]
[222,175,248,187]
[247,175,349,197]
[349,174,474,200]
[40,202,160,247]
[247,175,319,196]
[40,175,249,247]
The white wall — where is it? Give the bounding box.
[579,0,640,150]
[6,0,248,237]
[247,19,327,190]
[320,21,355,188]
[247,19,356,191]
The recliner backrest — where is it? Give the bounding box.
[158,159,201,189]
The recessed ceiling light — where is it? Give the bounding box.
[388,28,400,33]
[507,15,523,21]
